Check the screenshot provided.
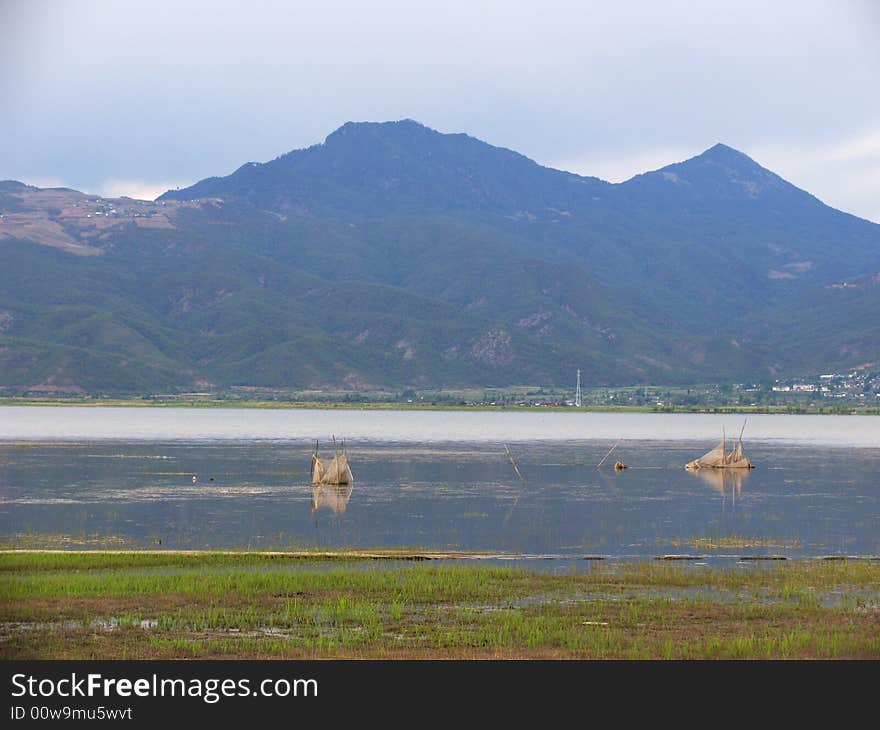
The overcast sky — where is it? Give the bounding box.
[2,0,878,221]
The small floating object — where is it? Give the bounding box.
[613,460,628,470]
[192,475,197,483]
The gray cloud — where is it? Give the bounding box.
[2,0,878,220]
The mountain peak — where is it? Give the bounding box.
[696,142,760,167]
[325,118,437,144]
[160,118,608,213]
[342,118,428,130]
[705,142,739,154]
[620,140,798,202]
[608,139,833,215]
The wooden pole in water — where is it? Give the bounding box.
[504,444,526,485]
[596,438,622,468]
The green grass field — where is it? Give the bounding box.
[1,551,877,659]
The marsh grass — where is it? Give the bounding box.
[0,533,130,550]
[1,552,877,659]
[670,535,802,550]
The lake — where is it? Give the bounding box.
[1,407,878,560]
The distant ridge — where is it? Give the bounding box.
[2,120,879,394]
[159,119,609,216]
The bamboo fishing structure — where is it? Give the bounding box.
[685,419,754,470]
[597,438,622,468]
[504,443,526,486]
[502,444,526,527]
[311,435,353,485]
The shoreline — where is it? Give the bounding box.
[2,549,878,563]
[2,398,878,415]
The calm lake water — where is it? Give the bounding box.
[1,407,878,560]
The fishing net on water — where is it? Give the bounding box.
[685,439,753,470]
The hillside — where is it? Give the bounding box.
[2,120,879,394]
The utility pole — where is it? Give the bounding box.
[575,368,582,407]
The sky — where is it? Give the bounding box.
[2,0,879,222]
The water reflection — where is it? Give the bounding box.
[688,466,750,496]
[1,439,878,557]
[311,483,353,516]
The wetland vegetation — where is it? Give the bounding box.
[1,551,877,659]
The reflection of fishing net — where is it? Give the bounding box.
[312,483,353,514]
[689,465,750,494]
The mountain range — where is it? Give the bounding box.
[1,119,879,394]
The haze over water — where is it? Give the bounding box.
[2,407,879,446]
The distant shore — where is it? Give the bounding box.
[1,397,878,415]
[1,398,754,413]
